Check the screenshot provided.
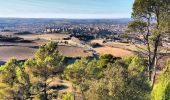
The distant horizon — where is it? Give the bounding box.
[0,0,134,19]
[0,17,132,20]
[0,14,132,19]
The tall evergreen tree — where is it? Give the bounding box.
[130,0,170,88]
[25,42,65,100]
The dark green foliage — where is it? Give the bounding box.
[98,54,120,68]
[120,33,129,39]
[86,56,150,100]
[64,56,150,100]
[128,20,147,32]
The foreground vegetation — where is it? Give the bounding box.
[0,41,169,100]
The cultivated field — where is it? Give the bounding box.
[0,46,36,61]
[58,46,93,57]
[16,33,70,40]
[1,32,168,65]
[94,46,134,57]
[0,45,93,62]
[91,39,143,52]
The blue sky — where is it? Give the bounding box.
[0,0,134,19]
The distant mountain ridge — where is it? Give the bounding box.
[0,18,132,25]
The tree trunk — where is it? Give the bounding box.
[151,56,157,90]
[150,35,160,89]
[146,39,152,81]
[72,84,76,100]
[150,9,160,89]
[146,18,152,81]
[44,82,48,100]
[80,84,85,100]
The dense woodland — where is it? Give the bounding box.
[0,0,170,100]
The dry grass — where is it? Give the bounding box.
[0,32,70,41]
[94,46,134,57]
[158,54,170,70]
[91,39,104,44]
[106,42,170,53]
[49,77,73,93]
[91,40,146,52]
[105,42,145,52]
[58,46,93,57]
[17,33,70,41]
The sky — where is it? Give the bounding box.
[0,0,134,19]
